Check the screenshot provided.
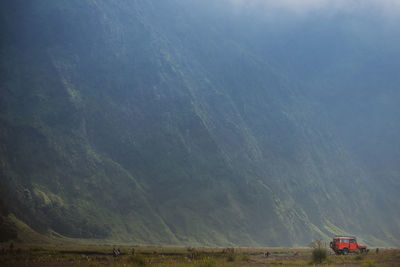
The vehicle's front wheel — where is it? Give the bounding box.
[343,248,349,255]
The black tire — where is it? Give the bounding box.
[360,248,366,254]
[343,248,349,255]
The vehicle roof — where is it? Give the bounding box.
[333,236,356,239]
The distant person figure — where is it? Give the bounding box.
[132,248,135,255]
[264,251,270,257]
[117,248,121,256]
[376,248,379,254]
[113,247,118,257]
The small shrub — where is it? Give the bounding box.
[222,248,234,254]
[190,250,201,260]
[226,254,235,262]
[312,247,328,264]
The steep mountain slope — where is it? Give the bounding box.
[0,0,399,246]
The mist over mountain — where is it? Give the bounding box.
[0,0,399,246]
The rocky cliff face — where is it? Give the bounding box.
[0,0,399,246]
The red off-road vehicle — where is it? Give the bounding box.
[330,236,367,255]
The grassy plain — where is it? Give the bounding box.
[0,244,399,266]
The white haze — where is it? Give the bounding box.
[229,0,400,17]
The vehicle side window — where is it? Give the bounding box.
[344,239,349,243]
[350,240,354,243]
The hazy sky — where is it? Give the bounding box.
[229,0,400,17]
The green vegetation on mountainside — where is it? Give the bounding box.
[0,0,399,246]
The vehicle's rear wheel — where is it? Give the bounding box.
[343,248,349,255]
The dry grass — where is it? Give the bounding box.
[0,244,399,266]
